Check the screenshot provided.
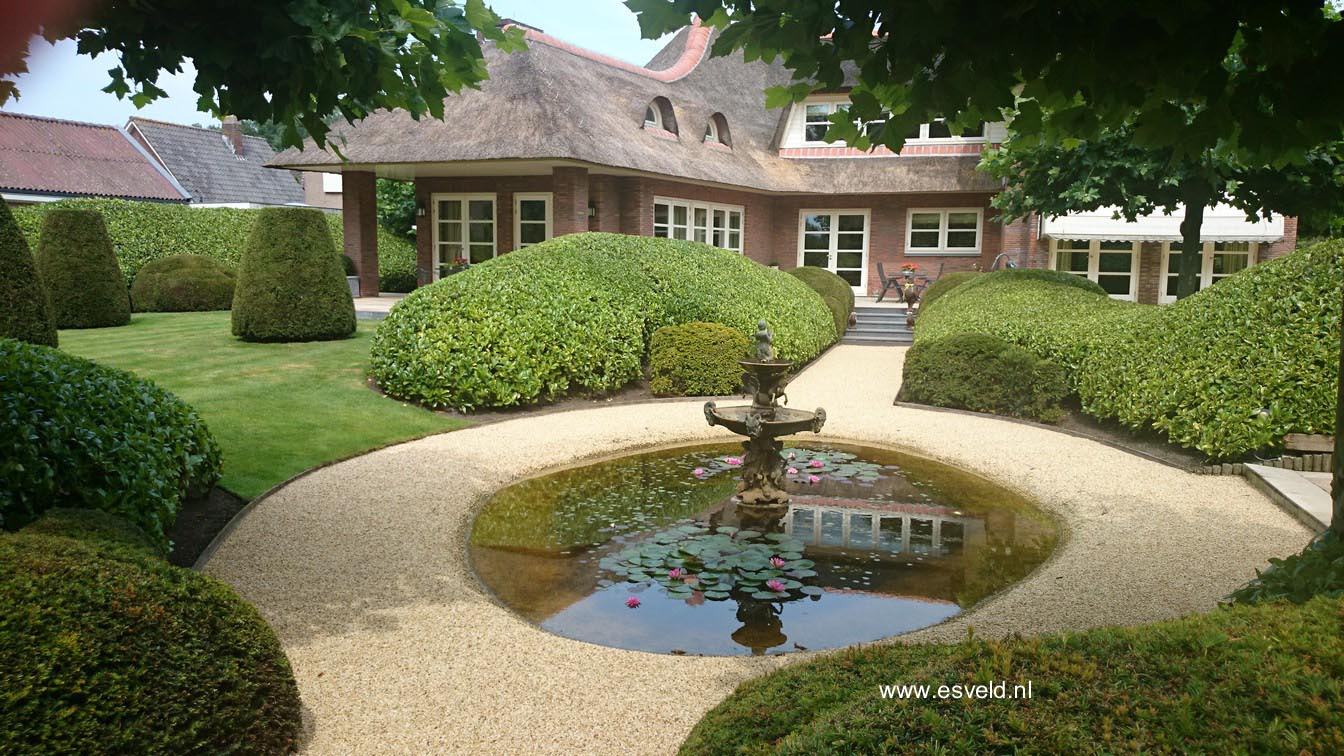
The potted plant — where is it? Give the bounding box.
[438,256,470,279]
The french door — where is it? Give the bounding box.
[432,193,496,279]
[798,209,870,292]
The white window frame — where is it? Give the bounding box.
[1048,238,1140,301]
[321,172,343,193]
[431,192,496,280]
[1158,241,1259,304]
[794,96,986,147]
[644,104,663,130]
[799,98,887,145]
[796,208,871,293]
[653,196,744,253]
[904,118,987,145]
[513,192,552,250]
[905,208,983,256]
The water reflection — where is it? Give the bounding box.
[469,443,1056,656]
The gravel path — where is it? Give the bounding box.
[203,345,1312,755]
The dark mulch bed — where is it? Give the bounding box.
[167,487,247,568]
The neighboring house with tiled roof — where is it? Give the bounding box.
[270,19,1297,302]
[0,111,188,204]
[126,116,306,207]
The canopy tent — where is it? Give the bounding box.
[1040,205,1284,243]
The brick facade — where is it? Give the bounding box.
[342,170,379,296]
[392,171,1300,299]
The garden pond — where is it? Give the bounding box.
[469,443,1057,656]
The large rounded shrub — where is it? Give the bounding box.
[372,233,835,410]
[130,254,236,312]
[13,198,420,292]
[0,338,221,547]
[1079,240,1342,458]
[0,198,57,346]
[231,207,355,342]
[789,265,855,318]
[649,321,750,397]
[0,511,301,754]
[920,270,980,310]
[34,209,130,328]
[898,333,1068,422]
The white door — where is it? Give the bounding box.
[432,193,496,279]
[798,210,869,292]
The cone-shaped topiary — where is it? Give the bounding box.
[0,198,57,345]
[231,207,355,342]
[131,254,236,312]
[34,209,130,329]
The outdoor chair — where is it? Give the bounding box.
[874,262,903,303]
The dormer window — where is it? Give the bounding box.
[803,101,888,143]
[643,97,677,134]
[704,113,730,146]
[908,118,985,141]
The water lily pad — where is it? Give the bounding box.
[751,591,781,600]
[800,586,825,596]
[787,569,818,578]
[704,590,731,600]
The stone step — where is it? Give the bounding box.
[841,336,913,346]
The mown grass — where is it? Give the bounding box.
[682,597,1344,754]
[60,312,464,498]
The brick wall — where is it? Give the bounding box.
[552,167,590,236]
[1136,242,1163,304]
[342,170,379,296]
[1264,215,1299,260]
[413,175,554,285]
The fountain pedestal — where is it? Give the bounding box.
[704,320,826,508]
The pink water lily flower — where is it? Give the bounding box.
[625,596,641,608]
[725,457,743,466]
[786,467,798,475]
[808,475,820,484]
[766,579,786,592]
[809,460,825,468]
[692,467,706,476]
[769,557,786,568]
[668,567,685,579]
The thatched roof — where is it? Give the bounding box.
[269,23,996,195]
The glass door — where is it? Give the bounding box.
[799,210,869,292]
[433,194,495,279]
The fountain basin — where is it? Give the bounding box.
[704,403,825,438]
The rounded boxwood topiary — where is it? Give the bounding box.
[0,198,57,346]
[821,294,849,339]
[0,512,301,754]
[33,208,130,328]
[649,321,750,397]
[371,233,835,411]
[130,254,236,312]
[231,207,355,342]
[898,332,1068,422]
[920,270,981,310]
[0,338,221,548]
[789,265,855,318]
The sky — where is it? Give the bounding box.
[4,0,674,128]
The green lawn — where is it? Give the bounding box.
[59,312,465,498]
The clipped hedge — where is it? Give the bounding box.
[34,209,131,328]
[130,254,236,312]
[0,511,301,754]
[899,333,1068,422]
[915,243,1342,459]
[920,270,980,310]
[821,294,848,338]
[1079,241,1342,457]
[0,338,221,547]
[14,198,418,292]
[649,321,750,397]
[232,207,356,342]
[788,265,855,318]
[0,198,57,346]
[372,233,835,410]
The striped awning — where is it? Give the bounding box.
[1040,205,1284,243]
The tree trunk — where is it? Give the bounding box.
[1334,285,1343,536]
[1175,194,1205,300]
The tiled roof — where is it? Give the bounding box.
[0,112,188,201]
[127,117,304,205]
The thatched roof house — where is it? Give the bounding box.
[270,20,1295,305]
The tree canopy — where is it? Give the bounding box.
[1,1,525,148]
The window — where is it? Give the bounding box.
[321,172,342,193]
[1161,241,1257,303]
[798,209,869,289]
[704,112,730,146]
[644,105,662,129]
[704,120,718,142]
[907,118,986,142]
[432,193,495,279]
[653,197,743,252]
[905,209,982,255]
[513,193,552,249]
[801,101,886,143]
[1050,238,1138,300]
[643,97,676,133]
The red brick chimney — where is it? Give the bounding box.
[221,115,244,156]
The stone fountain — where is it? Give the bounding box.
[704,320,826,511]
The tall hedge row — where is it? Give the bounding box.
[914,243,1341,459]
[372,233,836,411]
[13,198,418,292]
